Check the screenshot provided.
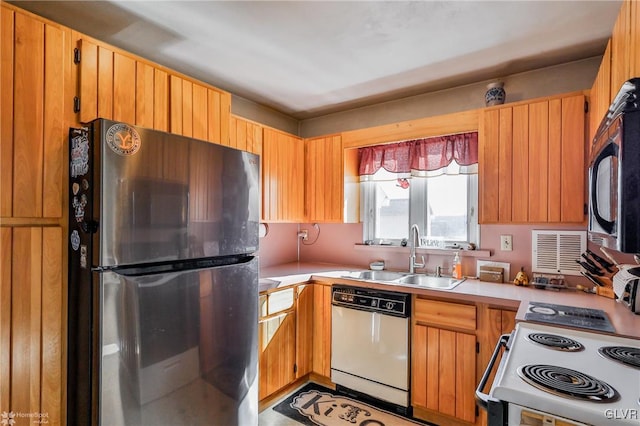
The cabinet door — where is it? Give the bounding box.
[311,284,332,378]
[477,308,516,426]
[295,285,314,378]
[413,325,476,423]
[262,128,304,222]
[229,115,263,155]
[258,312,296,400]
[589,41,612,142]
[305,135,343,222]
[610,0,633,98]
[3,10,69,219]
[479,93,585,224]
[1,227,64,423]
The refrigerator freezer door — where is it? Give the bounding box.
[92,119,260,268]
[99,257,259,425]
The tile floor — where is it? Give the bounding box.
[258,383,307,426]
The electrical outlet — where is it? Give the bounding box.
[500,235,513,251]
[299,229,308,241]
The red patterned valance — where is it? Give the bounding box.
[358,132,478,176]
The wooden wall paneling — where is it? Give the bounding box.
[560,95,585,222]
[97,46,113,120]
[181,79,193,138]
[11,227,43,415]
[112,53,136,123]
[548,99,562,222]
[78,38,98,123]
[1,228,11,411]
[528,101,549,222]
[153,69,169,131]
[247,121,263,156]
[135,61,155,128]
[13,13,44,218]
[511,105,529,222]
[192,83,208,141]
[1,7,14,217]
[497,108,513,222]
[43,24,66,219]
[170,75,183,135]
[41,227,63,423]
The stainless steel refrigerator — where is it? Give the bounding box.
[68,119,260,425]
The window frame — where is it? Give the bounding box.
[361,173,479,247]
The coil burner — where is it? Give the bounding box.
[517,364,619,402]
[526,333,584,352]
[598,346,640,370]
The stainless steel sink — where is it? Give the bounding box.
[395,274,465,290]
[356,270,406,281]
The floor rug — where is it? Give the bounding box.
[272,383,435,426]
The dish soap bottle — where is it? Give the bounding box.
[452,252,462,279]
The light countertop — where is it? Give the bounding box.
[260,261,640,339]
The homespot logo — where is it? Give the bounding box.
[605,408,639,420]
[1,411,49,425]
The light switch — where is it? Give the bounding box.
[500,235,513,251]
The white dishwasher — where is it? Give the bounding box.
[331,285,410,410]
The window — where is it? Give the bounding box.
[361,167,478,246]
[359,132,479,246]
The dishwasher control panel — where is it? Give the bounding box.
[332,285,409,317]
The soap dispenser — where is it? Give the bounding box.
[452,252,462,279]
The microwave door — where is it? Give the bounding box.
[590,142,618,235]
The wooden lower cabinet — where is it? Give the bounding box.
[259,311,296,400]
[412,325,477,424]
[311,283,332,378]
[476,307,517,426]
[412,297,477,424]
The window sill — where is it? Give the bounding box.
[353,244,491,258]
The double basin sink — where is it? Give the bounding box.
[350,270,465,290]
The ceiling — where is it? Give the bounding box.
[12,1,621,119]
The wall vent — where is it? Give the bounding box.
[532,230,586,276]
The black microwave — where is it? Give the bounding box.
[588,78,640,254]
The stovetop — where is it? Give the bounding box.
[524,301,616,333]
[492,322,640,425]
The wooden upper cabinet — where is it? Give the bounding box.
[479,93,585,224]
[610,0,633,99]
[262,128,305,222]
[1,7,70,219]
[169,75,230,144]
[305,135,343,223]
[229,114,263,155]
[78,38,230,144]
[589,41,612,143]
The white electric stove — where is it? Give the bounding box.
[478,321,640,425]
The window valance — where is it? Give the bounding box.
[358,131,478,177]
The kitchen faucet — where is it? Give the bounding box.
[409,224,425,273]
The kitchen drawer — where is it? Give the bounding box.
[414,298,477,330]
